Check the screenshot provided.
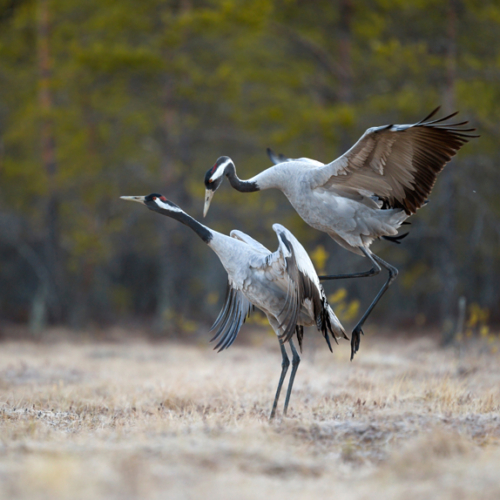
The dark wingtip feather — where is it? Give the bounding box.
[350,327,363,361]
[440,119,469,127]
[296,325,304,353]
[325,332,333,353]
[267,147,282,165]
[382,232,409,244]
[418,106,441,124]
[425,110,459,125]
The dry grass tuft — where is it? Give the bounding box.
[0,332,499,499]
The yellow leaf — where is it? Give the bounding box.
[310,245,328,274]
[329,288,347,304]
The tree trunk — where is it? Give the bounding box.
[37,0,61,322]
[338,0,353,153]
[154,81,177,337]
[439,0,459,345]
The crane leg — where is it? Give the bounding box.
[350,249,398,361]
[319,260,381,281]
[269,342,290,420]
[283,337,300,416]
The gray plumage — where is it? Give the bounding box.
[121,193,346,419]
[209,225,346,352]
[203,108,478,359]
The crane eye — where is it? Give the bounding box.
[152,196,157,201]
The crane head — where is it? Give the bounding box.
[203,156,233,217]
[121,194,183,214]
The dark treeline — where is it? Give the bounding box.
[0,0,498,336]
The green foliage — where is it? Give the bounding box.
[0,0,499,329]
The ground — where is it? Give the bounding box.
[0,330,499,500]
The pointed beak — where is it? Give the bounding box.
[203,189,214,218]
[120,196,146,205]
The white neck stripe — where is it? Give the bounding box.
[210,159,232,181]
[155,199,183,213]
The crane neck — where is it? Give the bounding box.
[225,162,288,192]
[225,163,260,192]
[148,205,213,244]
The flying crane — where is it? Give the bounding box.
[203,108,478,359]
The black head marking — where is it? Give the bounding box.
[204,168,220,191]
[144,193,164,203]
[143,193,182,213]
[204,156,232,191]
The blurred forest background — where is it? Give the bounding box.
[0,0,498,339]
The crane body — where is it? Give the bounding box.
[203,108,478,358]
[121,194,346,418]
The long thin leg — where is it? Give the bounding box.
[319,262,381,281]
[283,338,300,416]
[350,249,398,361]
[269,341,290,420]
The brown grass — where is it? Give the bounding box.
[0,330,499,499]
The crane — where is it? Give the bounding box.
[121,193,346,419]
[202,108,478,359]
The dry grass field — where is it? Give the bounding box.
[1,329,500,500]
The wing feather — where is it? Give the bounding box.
[267,148,324,167]
[272,224,346,346]
[210,283,253,352]
[210,281,233,333]
[235,224,346,349]
[310,109,478,214]
[210,286,236,343]
[230,230,270,254]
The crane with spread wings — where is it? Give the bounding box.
[121,194,346,419]
[203,108,478,359]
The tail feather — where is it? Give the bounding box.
[382,232,409,244]
[317,285,348,351]
[327,304,349,341]
[295,325,304,352]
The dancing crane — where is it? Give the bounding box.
[121,193,346,419]
[203,108,478,359]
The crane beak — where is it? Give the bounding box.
[120,196,146,205]
[203,189,214,217]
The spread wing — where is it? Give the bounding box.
[210,229,274,352]
[230,229,270,254]
[209,281,254,352]
[267,148,324,168]
[269,224,345,345]
[309,108,478,214]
